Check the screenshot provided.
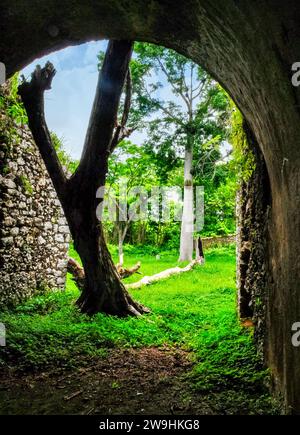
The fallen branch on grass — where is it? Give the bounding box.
[116,261,141,279]
[67,257,201,291]
[67,257,141,289]
[125,259,202,290]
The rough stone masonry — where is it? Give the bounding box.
[0,113,70,308]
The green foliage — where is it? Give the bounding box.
[98,47,157,132]
[104,140,159,247]
[107,140,157,189]
[101,43,237,245]
[16,174,33,196]
[190,315,267,392]
[0,75,27,156]
[132,44,231,182]
[230,105,256,182]
[198,163,237,236]
[0,74,28,124]
[50,132,78,173]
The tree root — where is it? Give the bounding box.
[76,286,150,317]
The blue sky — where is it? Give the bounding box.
[21,41,161,160]
[22,41,109,160]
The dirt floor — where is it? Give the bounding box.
[0,347,209,415]
[0,347,276,415]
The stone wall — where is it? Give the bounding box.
[236,132,271,358]
[202,234,236,248]
[0,110,70,308]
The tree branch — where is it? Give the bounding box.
[110,68,133,152]
[156,57,191,110]
[74,40,133,185]
[192,78,207,101]
[18,62,67,201]
[141,81,184,126]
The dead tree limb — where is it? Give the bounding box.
[19,63,67,201]
[67,257,85,289]
[126,259,201,290]
[116,261,141,279]
[67,258,142,287]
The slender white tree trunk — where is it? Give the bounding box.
[179,145,194,261]
[195,237,199,259]
[118,222,130,266]
[118,227,124,266]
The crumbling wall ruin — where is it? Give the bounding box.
[0,92,69,308]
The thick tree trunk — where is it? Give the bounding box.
[76,231,144,316]
[64,130,148,316]
[19,40,149,317]
[179,145,194,261]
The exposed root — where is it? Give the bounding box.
[75,281,150,317]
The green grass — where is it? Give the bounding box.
[0,245,281,413]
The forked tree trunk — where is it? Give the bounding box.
[179,144,194,261]
[19,40,148,316]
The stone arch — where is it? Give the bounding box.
[1,0,300,412]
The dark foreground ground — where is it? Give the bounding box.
[0,347,280,415]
